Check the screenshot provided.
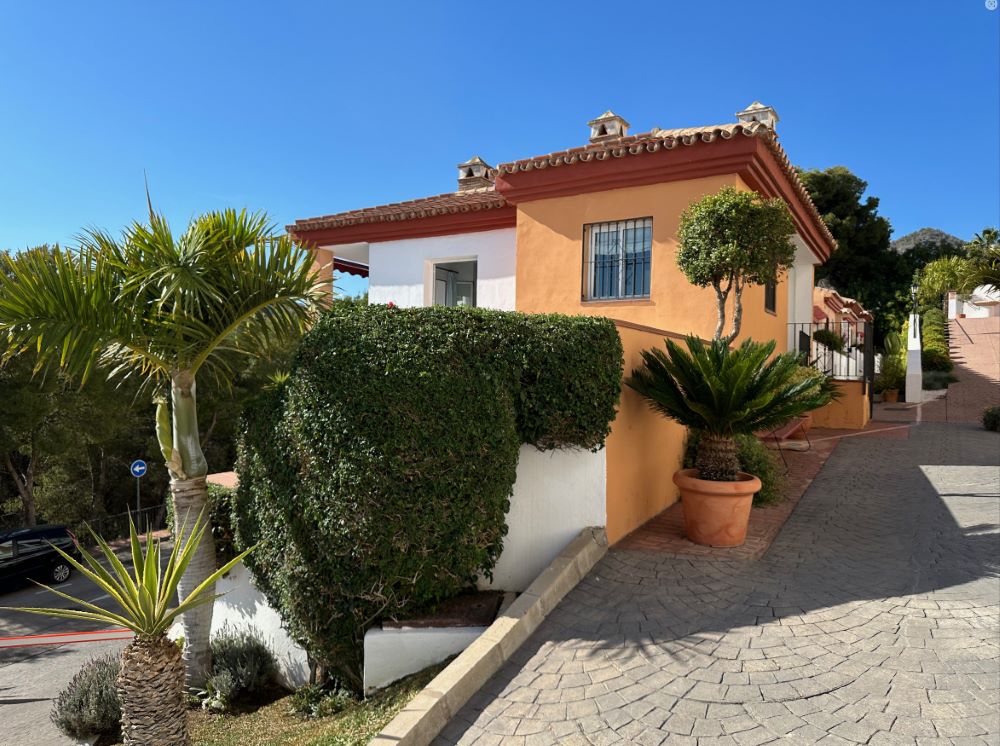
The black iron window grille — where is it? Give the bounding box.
[584,217,652,300]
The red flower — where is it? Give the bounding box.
[386,301,396,308]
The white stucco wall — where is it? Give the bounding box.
[949,287,1000,319]
[363,626,485,694]
[480,445,607,592]
[211,563,310,689]
[366,228,516,310]
[786,236,817,351]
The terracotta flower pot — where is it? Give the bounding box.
[884,389,899,403]
[673,469,762,547]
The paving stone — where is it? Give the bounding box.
[431,423,1000,746]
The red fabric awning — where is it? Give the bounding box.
[334,257,369,278]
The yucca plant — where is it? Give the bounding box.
[4,513,252,746]
[627,336,835,481]
[0,201,325,686]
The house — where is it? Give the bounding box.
[947,286,1000,319]
[290,103,858,547]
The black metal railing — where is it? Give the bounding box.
[85,504,167,545]
[790,320,874,386]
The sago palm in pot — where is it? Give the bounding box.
[4,514,251,746]
[627,336,834,546]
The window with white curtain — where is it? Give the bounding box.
[584,218,652,300]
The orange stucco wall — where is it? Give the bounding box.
[811,381,871,430]
[512,175,794,543]
[606,324,687,543]
[513,175,789,352]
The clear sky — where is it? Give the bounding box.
[1,1,997,298]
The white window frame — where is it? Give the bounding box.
[583,217,653,301]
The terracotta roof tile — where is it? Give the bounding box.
[495,122,835,253]
[291,120,835,254]
[290,188,506,232]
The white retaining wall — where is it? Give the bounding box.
[211,563,311,688]
[481,445,606,592]
[210,443,606,689]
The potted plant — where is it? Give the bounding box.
[879,331,903,403]
[627,186,833,547]
[628,336,834,546]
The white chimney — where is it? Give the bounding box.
[588,111,630,143]
[456,156,493,192]
[736,101,779,131]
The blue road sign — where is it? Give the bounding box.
[130,460,148,478]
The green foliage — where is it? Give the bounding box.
[626,336,835,481]
[677,186,796,342]
[883,331,902,356]
[798,167,905,338]
[920,308,953,372]
[0,210,323,391]
[811,328,846,353]
[627,337,835,438]
[3,512,253,637]
[51,653,122,740]
[234,304,622,692]
[923,371,958,390]
[684,432,784,506]
[166,483,238,568]
[982,406,1000,432]
[290,684,355,718]
[203,627,278,712]
[921,347,953,373]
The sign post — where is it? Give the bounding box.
[130,459,148,522]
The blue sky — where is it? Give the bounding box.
[1,1,997,298]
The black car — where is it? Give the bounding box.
[0,524,81,585]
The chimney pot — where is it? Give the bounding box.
[735,101,779,131]
[587,110,630,143]
[456,155,493,191]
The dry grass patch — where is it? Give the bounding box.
[187,664,442,746]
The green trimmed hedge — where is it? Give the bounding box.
[233,305,622,691]
[921,308,953,372]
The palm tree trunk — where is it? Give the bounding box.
[117,635,189,746]
[169,372,216,690]
[696,434,740,481]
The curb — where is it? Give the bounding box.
[370,526,607,746]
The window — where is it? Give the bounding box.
[764,280,777,314]
[432,260,477,307]
[584,218,652,300]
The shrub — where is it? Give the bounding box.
[203,627,277,712]
[684,431,785,506]
[812,328,846,353]
[289,683,354,718]
[923,370,958,390]
[51,653,121,740]
[166,482,238,568]
[983,406,1000,432]
[921,346,954,372]
[234,305,623,691]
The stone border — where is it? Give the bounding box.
[370,527,608,746]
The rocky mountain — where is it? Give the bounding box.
[891,227,965,254]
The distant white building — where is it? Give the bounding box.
[948,286,1000,319]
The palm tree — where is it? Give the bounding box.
[6,515,251,745]
[627,336,835,480]
[0,203,325,686]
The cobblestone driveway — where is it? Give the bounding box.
[436,423,1000,745]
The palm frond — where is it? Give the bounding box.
[1,512,255,639]
[626,335,836,437]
